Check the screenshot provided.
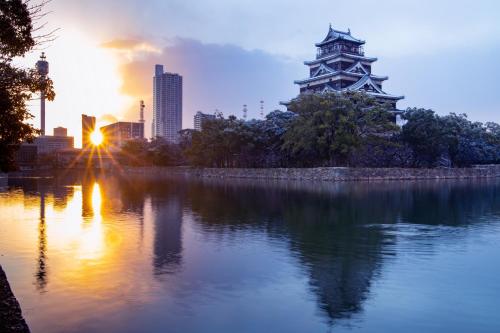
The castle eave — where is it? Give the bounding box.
[294,72,388,85]
[305,52,377,66]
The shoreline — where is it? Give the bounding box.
[0,265,30,333]
[122,165,500,182]
[4,165,500,182]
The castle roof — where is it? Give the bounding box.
[346,75,404,100]
[304,52,377,66]
[316,25,365,47]
[294,71,388,85]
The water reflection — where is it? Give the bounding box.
[2,174,500,332]
[152,195,183,276]
[186,181,390,321]
[183,178,500,322]
[36,188,47,292]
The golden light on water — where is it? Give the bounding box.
[77,182,104,260]
[91,182,102,214]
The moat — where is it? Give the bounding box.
[1,172,500,332]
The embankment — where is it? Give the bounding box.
[124,165,500,181]
[0,265,30,333]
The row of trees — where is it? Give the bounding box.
[120,92,500,169]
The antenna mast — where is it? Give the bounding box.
[36,52,49,135]
[260,100,264,118]
[243,104,248,120]
[139,100,145,123]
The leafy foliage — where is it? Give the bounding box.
[0,0,55,171]
[402,110,500,167]
[121,93,500,169]
[283,92,397,166]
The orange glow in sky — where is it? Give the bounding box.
[26,29,134,147]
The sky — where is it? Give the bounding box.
[20,0,500,146]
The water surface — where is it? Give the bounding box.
[1,172,500,332]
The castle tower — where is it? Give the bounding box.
[292,25,404,110]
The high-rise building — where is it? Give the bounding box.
[82,114,96,148]
[193,111,216,131]
[53,127,67,137]
[100,121,144,149]
[152,65,182,142]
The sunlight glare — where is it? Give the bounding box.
[91,183,102,214]
[90,130,104,146]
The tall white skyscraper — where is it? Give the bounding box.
[152,65,183,142]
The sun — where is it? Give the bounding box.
[90,130,103,146]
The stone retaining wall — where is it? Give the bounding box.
[0,266,30,333]
[125,165,500,182]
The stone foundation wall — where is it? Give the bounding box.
[0,266,30,333]
[125,165,500,182]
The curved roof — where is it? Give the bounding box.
[347,75,404,100]
[294,71,388,85]
[316,25,365,47]
[304,53,377,66]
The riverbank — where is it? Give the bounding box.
[124,165,500,181]
[4,165,500,182]
[0,266,30,333]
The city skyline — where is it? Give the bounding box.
[17,0,500,146]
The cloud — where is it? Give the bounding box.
[101,39,161,53]
[115,38,303,136]
[98,114,119,126]
[113,35,500,138]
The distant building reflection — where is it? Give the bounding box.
[81,176,95,218]
[6,174,78,292]
[35,188,48,292]
[151,196,183,276]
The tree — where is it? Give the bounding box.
[254,110,296,167]
[283,92,397,166]
[401,108,447,167]
[148,138,184,166]
[120,139,150,166]
[401,110,500,167]
[0,0,55,171]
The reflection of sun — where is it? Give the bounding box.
[90,130,103,146]
[91,183,102,215]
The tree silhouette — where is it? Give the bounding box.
[0,0,55,171]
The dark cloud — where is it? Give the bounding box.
[117,38,303,134]
[115,36,500,138]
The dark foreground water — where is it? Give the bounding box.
[1,172,500,333]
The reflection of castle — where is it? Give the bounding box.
[287,217,383,320]
[152,197,183,275]
[186,180,391,322]
[185,179,500,323]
